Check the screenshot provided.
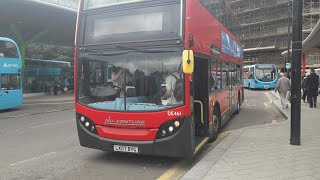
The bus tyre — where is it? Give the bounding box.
[235,97,240,114]
[208,109,220,143]
[185,116,195,162]
[249,83,252,90]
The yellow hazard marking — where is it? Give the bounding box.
[265,92,273,103]
[195,137,209,153]
[264,92,273,108]
[157,164,185,180]
[157,131,232,180]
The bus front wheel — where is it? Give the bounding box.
[208,108,220,143]
[235,96,241,114]
[185,116,195,162]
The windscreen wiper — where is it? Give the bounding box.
[114,44,178,53]
[78,47,131,56]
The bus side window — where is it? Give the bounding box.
[221,62,229,89]
[216,59,222,89]
[237,65,242,84]
[209,58,218,92]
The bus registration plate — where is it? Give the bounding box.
[114,145,138,153]
[264,85,269,89]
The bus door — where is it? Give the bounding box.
[193,57,209,142]
[229,64,236,114]
[0,73,7,109]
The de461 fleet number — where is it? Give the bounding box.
[167,111,182,116]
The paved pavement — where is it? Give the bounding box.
[182,92,320,180]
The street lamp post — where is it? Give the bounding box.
[286,0,291,73]
[290,0,302,146]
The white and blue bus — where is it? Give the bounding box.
[0,37,23,110]
[244,64,278,89]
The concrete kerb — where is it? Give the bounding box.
[269,91,289,120]
[181,93,290,180]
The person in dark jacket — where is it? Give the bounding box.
[53,77,60,96]
[306,68,320,108]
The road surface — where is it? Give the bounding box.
[0,90,284,179]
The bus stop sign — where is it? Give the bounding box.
[286,63,291,69]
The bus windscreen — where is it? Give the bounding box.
[0,41,19,58]
[255,65,277,82]
[77,47,184,111]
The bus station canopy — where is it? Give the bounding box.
[282,19,320,56]
[0,0,77,46]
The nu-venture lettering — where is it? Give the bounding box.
[105,117,145,126]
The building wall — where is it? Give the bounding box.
[227,0,320,68]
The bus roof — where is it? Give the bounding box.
[26,58,71,67]
[0,37,18,45]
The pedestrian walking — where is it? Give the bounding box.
[53,77,60,96]
[275,73,291,108]
[306,68,319,108]
[63,77,70,93]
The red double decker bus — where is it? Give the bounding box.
[74,0,244,159]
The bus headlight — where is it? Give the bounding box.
[156,118,184,139]
[77,113,98,135]
[168,126,174,132]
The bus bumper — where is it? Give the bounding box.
[76,118,192,158]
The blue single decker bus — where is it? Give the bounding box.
[244,64,278,90]
[0,37,23,110]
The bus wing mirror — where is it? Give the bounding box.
[182,50,194,74]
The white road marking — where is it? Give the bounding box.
[13,120,74,132]
[24,102,74,105]
[10,152,56,166]
[6,109,74,119]
[30,120,73,129]
[9,114,33,118]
